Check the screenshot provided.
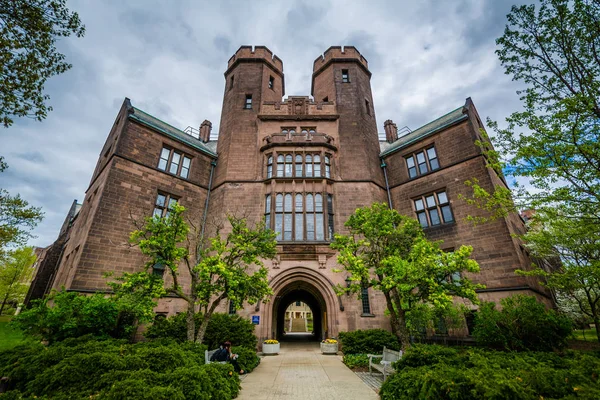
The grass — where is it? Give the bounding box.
[571,328,599,342]
[0,315,30,351]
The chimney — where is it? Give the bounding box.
[384,119,398,143]
[199,120,212,143]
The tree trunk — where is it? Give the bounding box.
[381,290,403,347]
[0,292,9,315]
[395,308,412,351]
[195,293,226,344]
[186,299,196,342]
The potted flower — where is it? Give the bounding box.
[320,338,338,355]
[262,339,280,355]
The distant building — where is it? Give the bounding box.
[27,45,553,342]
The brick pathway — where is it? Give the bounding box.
[237,342,379,400]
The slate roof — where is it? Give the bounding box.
[379,106,468,157]
[128,107,217,158]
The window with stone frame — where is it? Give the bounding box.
[228,300,236,315]
[268,75,274,90]
[266,155,273,178]
[272,152,328,178]
[153,193,178,218]
[405,146,440,179]
[158,147,192,179]
[414,190,454,228]
[361,286,371,315]
[300,127,316,136]
[266,192,332,242]
[325,154,332,178]
[342,69,350,83]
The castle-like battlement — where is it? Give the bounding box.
[227,45,284,73]
[312,46,368,72]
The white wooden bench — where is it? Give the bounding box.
[367,346,402,379]
[205,348,227,365]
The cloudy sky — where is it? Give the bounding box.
[2,0,531,247]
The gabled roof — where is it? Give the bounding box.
[380,105,468,157]
[127,104,217,158]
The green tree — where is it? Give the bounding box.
[515,209,600,342]
[128,204,276,343]
[0,246,36,314]
[0,159,44,257]
[331,203,483,350]
[1,0,85,127]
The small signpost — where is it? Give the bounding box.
[252,315,260,325]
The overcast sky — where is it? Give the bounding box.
[2,0,531,247]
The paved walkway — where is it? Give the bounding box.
[237,342,379,400]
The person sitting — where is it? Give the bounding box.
[210,341,245,374]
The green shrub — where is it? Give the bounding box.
[232,345,260,373]
[0,336,240,399]
[146,312,257,349]
[11,291,137,343]
[342,353,369,369]
[338,329,399,354]
[380,344,600,400]
[474,295,573,351]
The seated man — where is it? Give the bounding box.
[210,341,245,374]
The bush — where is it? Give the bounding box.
[0,336,240,399]
[11,291,137,343]
[232,345,260,373]
[380,344,600,400]
[342,353,369,369]
[473,295,573,351]
[338,329,399,354]
[146,312,257,349]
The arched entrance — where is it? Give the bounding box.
[265,266,342,342]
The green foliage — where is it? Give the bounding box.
[331,203,483,349]
[231,345,260,373]
[342,353,369,369]
[0,0,85,127]
[473,295,572,351]
[0,337,240,399]
[0,246,36,314]
[11,290,139,343]
[380,344,600,400]
[338,329,399,354]
[0,162,44,257]
[146,312,258,349]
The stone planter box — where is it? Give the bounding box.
[262,343,280,355]
[320,342,338,355]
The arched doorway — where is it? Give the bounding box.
[272,281,325,341]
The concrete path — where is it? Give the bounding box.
[237,342,379,400]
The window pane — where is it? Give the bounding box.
[306,194,314,212]
[265,214,271,229]
[161,148,170,160]
[419,163,428,174]
[295,194,303,211]
[316,213,324,240]
[180,166,189,179]
[309,129,315,135]
[361,287,371,314]
[325,155,330,164]
[306,155,312,163]
[158,159,168,170]
[265,195,271,212]
[277,155,284,162]
[153,208,163,218]
[284,194,292,211]
[306,215,315,240]
[315,194,323,212]
[427,147,437,160]
[327,194,333,213]
[168,198,177,209]
[295,154,302,163]
[406,156,415,168]
[289,129,296,135]
[275,214,282,240]
[306,163,313,177]
[170,152,181,174]
[429,158,439,170]
[325,165,331,178]
[285,155,292,163]
[295,214,303,240]
[314,163,321,177]
[285,163,293,177]
[156,194,166,207]
[437,191,448,204]
[267,165,272,178]
[408,167,417,178]
[314,155,320,163]
[441,205,454,222]
[429,209,441,225]
[414,199,424,211]
[301,129,308,135]
[417,211,428,227]
[416,152,425,164]
[284,214,292,240]
[268,156,273,165]
[328,214,334,239]
[182,157,191,168]
[426,195,436,208]
[276,194,283,212]
[282,129,288,135]
[277,164,284,177]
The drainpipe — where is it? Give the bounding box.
[380,158,393,209]
[201,159,217,240]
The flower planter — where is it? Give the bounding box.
[262,343,280,355]
[320,342,338,355]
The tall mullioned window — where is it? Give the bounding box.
[271,153,330,179]
[361,286,371,315]
[154,193,178,218]
[266,193,333,242]
[414,190,454,228]
[405,146,439,179]
[158,147,192,179]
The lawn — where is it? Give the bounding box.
[0,315,29,351]
[571,328,599,342]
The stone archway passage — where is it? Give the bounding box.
[272,281,325,341]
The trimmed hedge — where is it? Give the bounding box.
[342,353,369,369]
[232,345,260,373]
[380,344,600,400]
[0,336,240,399]
[338,329,399,354]
[146,312,257,349]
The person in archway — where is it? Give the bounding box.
[210,341,245,374]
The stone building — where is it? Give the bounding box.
[27,45,553,342]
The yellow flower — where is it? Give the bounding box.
[264,339,279,344]
[573,387,580,392]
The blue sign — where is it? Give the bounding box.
[252,315,260,325]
